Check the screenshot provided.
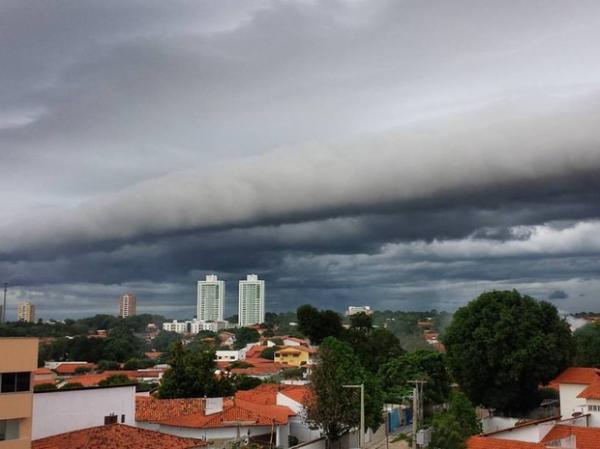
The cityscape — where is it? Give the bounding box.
[3,2,600,449]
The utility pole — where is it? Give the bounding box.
[1,283,7,324]
[343,383,365,449]
[409,380,426,449]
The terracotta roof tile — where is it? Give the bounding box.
[281,386,313,405]
[551,367,600,385]
[467,436,542,449]
[32,424,206,449]
[53,363,95,375]
[136,397,205,422]
[33,368,55,375]
[542,424,600,449]
[577,381,600,399]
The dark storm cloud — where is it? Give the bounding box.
[549,290,569,300]
[2,0,600,316]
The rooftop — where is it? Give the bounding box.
[32,424,206,449]
[551,367,600,385]
[136,397,205,423]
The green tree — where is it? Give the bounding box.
[260,346,277,360]
[235,375,262,390]
[574,323,600,367]
[379,350,450,405]
[306,337,384,446]
[444,290,573,413]
[152,330,183,352]
[342,327,404,373]
[234,327,260,349]
[431,392,480,449]
[99,374,133,387]
[158,343,234,398]
[349,312,373,331]
[97,360,120,371]
[62,382,84,389]
[297,305,343,345]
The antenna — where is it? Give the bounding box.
[1,283,7,323]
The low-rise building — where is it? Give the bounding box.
[0,337,37,449]
[32,384,136,440]
[274,346,317,367]
[551,367,600,426]
[163,319,231,334]
[345,306,372,316]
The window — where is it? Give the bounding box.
[589,405,600,412]
[121,414,125,423]
[0,372,30,393]
[0,419,20,441]
[104,415,118,425]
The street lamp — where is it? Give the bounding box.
[342,384,365,449]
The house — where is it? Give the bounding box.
[32,368,57,387]
[274,346,317,367]
[467,416,600,449]
[45,362,95,377]
[227,358,290,380]
[32,383,136,439]
[136,395,295,448]
[218,332,236,348]
[31,424,207,449]
[215,349,246,362]
[550,367,600,425]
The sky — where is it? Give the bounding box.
[2,0,600,319]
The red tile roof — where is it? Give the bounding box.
[31,424,206,449]
[136,397,205,422]
[145,352,164,360]
[158,398,295,429]
[66,371,138,387]
[230,358,289,376]
[245,345,266,359]
[235,384,280,405]
[276,346,317,354]
[467,436,542,449]
[542,424,600,449]
[34,368,55,375]
[53,363,95,375]
[578,382,600,399]
[551,367,600,385]
[281,386,313,405]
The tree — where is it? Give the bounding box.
[574,323,600,367]
[444,290,573,413]
[158,343,234,398]
[430,392,480,449]
[342,327,404,373]
[297,305,343,345]
[99,374,133,387]
[97,360,120,371]
[235,375,262,391]
[260,346,277,360]
[234,327,260,349]
[62,382,84,389]
[152,330,182,352]
[349,312,373,331]
[306,337,384,446]
[379,350,450,406]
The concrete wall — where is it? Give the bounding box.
[492,420,556,443]
[559,383,587,418]
[32,385,136,439]
[156,423,273,444]
[585,399,600,427]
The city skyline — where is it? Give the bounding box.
[2,1,600,317]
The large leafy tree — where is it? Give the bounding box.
[431,393,480,449]
[574,323,600,367]
[306,337,384,445]
[297,305,343,345]
[378,350,450,405]
[233,327,260,349]
[158,343,234,398]
[444,290,573,413]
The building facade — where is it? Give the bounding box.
[197,275,224,322]
[162,319,230,334]
[0,337,37,449]
[118,293,137,318]
[346,305,372,316]
[238,274,265,327]
[16,302,35,323]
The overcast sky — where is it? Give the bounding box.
[2,0,600,319]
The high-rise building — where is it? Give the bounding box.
[238,274,265,327]
[0,337,37,449]
[197,275,225,322]
[16,302,35,323]
[118,293,136,318]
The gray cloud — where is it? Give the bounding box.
[2,0,600,316]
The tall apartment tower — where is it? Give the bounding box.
[118,293,137,318]
[197,275,225,322]
[17,302,35,323]
[238,274,265,327]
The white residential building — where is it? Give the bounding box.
[162,319,230,334]
[238,274,265,327]
[346,305,372,316]
[118,293,137,318]
[197,275,225,322]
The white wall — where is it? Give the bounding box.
[156,423,273,441]
[492,420,556,443]
[33,385,136,440]
[560,383,588,418]
[585,399,600,427]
